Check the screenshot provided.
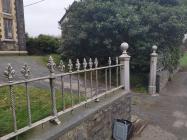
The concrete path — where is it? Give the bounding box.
[132,71,187,140]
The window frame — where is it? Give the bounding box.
[2,0,12,14]
[3,18,13,40]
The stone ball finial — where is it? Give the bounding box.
[152,45,157,52]
[121,42,129,53]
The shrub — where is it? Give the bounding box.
[26,34,60,55]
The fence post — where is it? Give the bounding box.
[47,56,61,124]
[149,45,158,95]
[119,42,131,92]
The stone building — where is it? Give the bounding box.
[0,0,26,54]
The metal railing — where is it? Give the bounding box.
[157,54,165,72]
[0,56,124,140]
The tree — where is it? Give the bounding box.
[59,0,187,72]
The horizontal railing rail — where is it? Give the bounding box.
[0,56,124,140]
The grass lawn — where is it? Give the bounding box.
[0,85,84,137]
[180,52,187,69]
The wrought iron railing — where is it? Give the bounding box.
[157,54,165,72]
[0,56,124,140]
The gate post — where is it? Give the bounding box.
[119,42,131,92]
[149,45,158,95]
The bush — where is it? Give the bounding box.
[59,0,187,72]
[26,34,60,55]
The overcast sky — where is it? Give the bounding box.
[24,0,75,36]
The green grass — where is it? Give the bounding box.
[0,85,84,137]
[180,52,187,69]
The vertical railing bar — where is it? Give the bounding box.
[109,57,112,89]
[76,59,81,103]
[83,58,88,107]
[89,58,93,98]
[21,64,32,126]
[60,76,65,110]
[77,73,80,103]
[90,71,93,98]
[84,71,87,101]
[68,59,73,108]
[25,82,32,126]
[116,66,119,87]
[49,77,60,124]
[59,60,65,110]
[95,69,98,96]
[109,68,111,89]
[9,85,17,132]
[4,64,17,132]
[94,58,99,101]
[116,57,119,87]
[70,74,73,107]
[105,69,108,91]
[47,56,60,124]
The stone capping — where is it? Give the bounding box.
[23,90,131,140]
[0,51,28,56]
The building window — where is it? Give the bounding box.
[2,0,11,14]
[4,19,13,39]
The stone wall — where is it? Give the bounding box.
[156,68,179,93]
[24,91,131,140]
[156,70,170,92]
[57,93,131,140]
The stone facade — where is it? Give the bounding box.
[0,0,26,51]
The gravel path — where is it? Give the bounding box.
[132,71,187,140]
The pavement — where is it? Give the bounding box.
[132,71,187,140]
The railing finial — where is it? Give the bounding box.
[21,64,31,79]
[83,58,87,70]
[121,42,129,54]
[94,58,98,68]
[68,59,73,72]
[4,63,15,82]
[59,60,65,72]
[47,56,56,74]
[76,59,81,71]
[108,57,112,66]
[89,58,93,69]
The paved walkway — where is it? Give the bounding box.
[132,71,187,140]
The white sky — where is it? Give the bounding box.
[24,0,75,37]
